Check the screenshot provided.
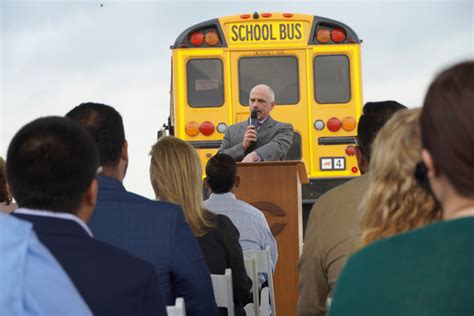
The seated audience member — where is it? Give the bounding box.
[9,116,166,316]
[329,61,474,315]
[0,157,16,213]
[204,153,278,278]
[358,108,441,248]
[150,136,252,316]
[297,101,406,316]
[0,213,91,315]
[66,103,217,315]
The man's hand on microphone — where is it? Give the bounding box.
[242,125,257,150]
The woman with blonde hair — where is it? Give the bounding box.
[358,108,441,247]
[150,136,251,316]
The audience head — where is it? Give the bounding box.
[6,117,99,217]
[356,101,407,173]
[420,61,474,216]
[66,102,127,179]
[0,157,12,205]
[359,109,442,247]
[205,154,238,194]
[421,61,474,195]
[149,136,213,236]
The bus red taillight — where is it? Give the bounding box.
[205,31,219,46]
[327,117,342,132]
[190,32,204,46]
[345,145,356,156]
[283,13,293,18]
[185,121,200,136]
[331,28,346,43]
[240,14,251,19]
[316,29,330,43]
[262,13,272,18]
[199,121,215,136]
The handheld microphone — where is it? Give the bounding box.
[249,110,258,147]
[250,110,258,131]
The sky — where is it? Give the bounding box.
[1,0,473,199]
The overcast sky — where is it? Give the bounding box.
[1,0,473,198]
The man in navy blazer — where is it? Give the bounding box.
[7,116,166,316]
[67,103,218,315]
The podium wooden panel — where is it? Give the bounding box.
[234,161,308,316]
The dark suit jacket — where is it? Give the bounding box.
[88,176,217,316]
[13,213,166,316]
[198,214,252,316]
[218,115,294,161]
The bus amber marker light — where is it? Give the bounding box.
[327,117,342,132]
[185,121,200,136]
[316,29,331,43]
[342,116,356,131]
[204,31,219,46]
[199,121,215,136]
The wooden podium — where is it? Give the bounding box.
[234,161,308,316]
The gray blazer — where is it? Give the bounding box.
[218,116,294,161]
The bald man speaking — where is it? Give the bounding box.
[218,84,294,162]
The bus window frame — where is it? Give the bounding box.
[237,55,301,106]
[186,57,225,108]
[313,54,352,105]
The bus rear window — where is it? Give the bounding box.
[187,59,224,107]
[238,56,299,105]
[314,55,351,104]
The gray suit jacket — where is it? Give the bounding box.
[218,116,293,161]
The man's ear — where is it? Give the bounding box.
[86,178,98,208]
[203,177,210,191]
[270,101,276,110]
[354,146,367,173]
[121,140,128,161]
[421,148,437,177]
[79,178,98,223]
[234,176,240,188]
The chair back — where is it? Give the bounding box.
[211,268,235,316]
[244,254,260,316]
[166,297,186,316]
[243,246,276,316]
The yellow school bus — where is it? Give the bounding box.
[161,12,363,209]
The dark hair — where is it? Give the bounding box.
[357,101,407,161]
[0,157,12,204]
[6,116,99,213]
[66,102,125,167]
[205,154,237,194]
[421,61,474,197]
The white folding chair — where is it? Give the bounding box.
[243,246,276,316]
[244,254,260,316]
[211,268,235,316]
[166,297,186,316]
